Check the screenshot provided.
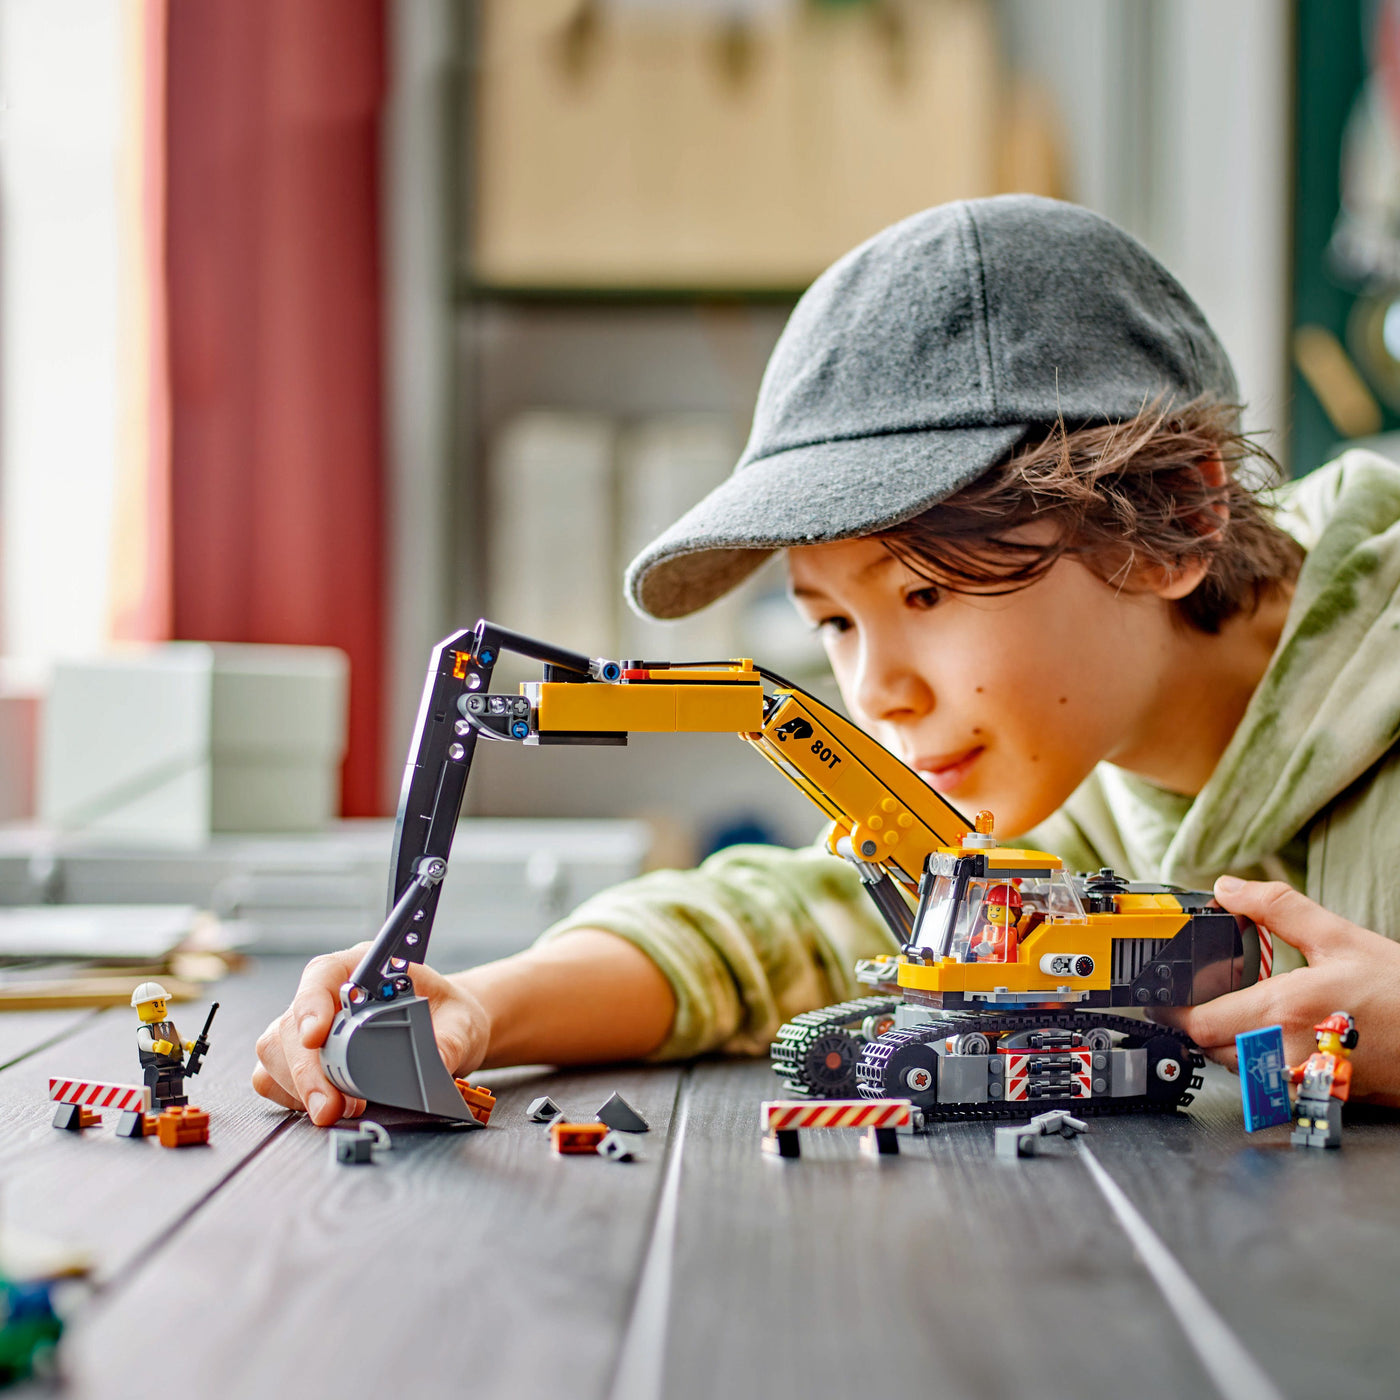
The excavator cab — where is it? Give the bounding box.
[911,859,1086,964]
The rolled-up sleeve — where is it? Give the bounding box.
[533,843,899,1060]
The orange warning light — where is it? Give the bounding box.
[974,810,995,836]
[451,651,471,680]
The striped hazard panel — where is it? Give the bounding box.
[762,1099,911,1132]
[49,1078,152,1114]
[1003,1050,1091,1100]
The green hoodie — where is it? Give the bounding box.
[537,451,1400,1057]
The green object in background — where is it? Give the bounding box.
[1292,0,1396,474]
[0,1276,63,1388]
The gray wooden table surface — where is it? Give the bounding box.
[3,956,1398,1400]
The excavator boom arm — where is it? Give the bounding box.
[348,622,969,1005]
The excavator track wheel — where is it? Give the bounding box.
[798,1030,862,1096]
[770,997,900,1098]
[857,1027,944,1108]
[1143,1034,1194,1104]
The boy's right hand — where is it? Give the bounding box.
[252,945,492,1126]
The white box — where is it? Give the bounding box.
[38,643,348,845]
[0,818,651,961]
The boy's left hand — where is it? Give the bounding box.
[1150,876,1400,1106]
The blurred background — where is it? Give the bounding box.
[0,0,1391,962]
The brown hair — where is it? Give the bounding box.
[876,397,1303,634]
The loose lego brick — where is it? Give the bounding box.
[527,1095,563,1124]
[551,1121,609,1155]
[52,1103,102,1131]
[329,1121,390,1166]
[115,1110,159,1139]
[1236,1025,1291,1132]
[994,1109,1088,1161]
[455,1079,496,1125]
[596,1092,649,1134]
[156,1106,210,1149]
[597,1131,642,1162]
[331,1130,375,1165]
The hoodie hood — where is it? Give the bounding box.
[1140,450,1400,886]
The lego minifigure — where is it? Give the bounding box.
[131,984,219,1110]
[1285,1011,1358,1149]
[968,884,1024,963]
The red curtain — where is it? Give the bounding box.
[166,0,386,815]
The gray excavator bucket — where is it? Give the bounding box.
[320,995,479,1124]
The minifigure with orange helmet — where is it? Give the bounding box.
[1285,1010,1358,1149]
[968,883,1026,964]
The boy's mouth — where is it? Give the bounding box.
[911,746,984,793]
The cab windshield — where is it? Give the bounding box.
[912,868,1085,964]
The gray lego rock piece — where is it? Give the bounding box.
[51,1103,84,1131]
[597,1131,643,1162]
[596,1091,649,1133]
[995,1109,1088,1161]
[527,1096,564,1124]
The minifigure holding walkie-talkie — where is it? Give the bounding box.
[131,983,218,1109]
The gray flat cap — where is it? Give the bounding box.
[626,194,1238,620]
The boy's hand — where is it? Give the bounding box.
[1151,877,1400,1105]
[252,945,493,1126]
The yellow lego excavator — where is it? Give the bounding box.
[320,621,1258,1125]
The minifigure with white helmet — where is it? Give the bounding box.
[131,981,195,1109]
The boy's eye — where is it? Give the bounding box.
[814,615,852,636]
[905,585,941,611]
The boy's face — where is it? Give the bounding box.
[786,536,1183,838]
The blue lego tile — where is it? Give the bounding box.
[1237,1025,1291,1131]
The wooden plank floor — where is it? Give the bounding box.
[1,956,1397,1400]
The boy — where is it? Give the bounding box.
[254,196,1400,1125]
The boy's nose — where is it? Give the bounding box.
[851,636,932,726]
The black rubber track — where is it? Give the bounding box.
[854,1010,1204,1121]
[769,995,901,1097]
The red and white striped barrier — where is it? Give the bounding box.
[49,1078,151,1114]
[761,1098,912,1159]
[761,1098,912,1132]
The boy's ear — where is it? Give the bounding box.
[1196,452,1230,536]
[1137,452,1227,601]
[1138,556,1211,601]
[1131,450,1232,599]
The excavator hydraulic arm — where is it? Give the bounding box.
[320,620,972,1119]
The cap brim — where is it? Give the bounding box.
[626,422,1029,619]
